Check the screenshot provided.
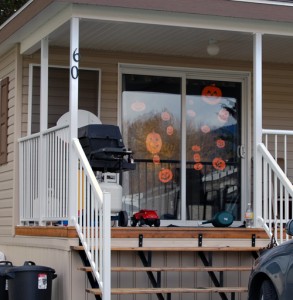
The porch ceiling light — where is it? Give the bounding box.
[207,39,220,56]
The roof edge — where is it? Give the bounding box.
[0,0,34,30]
[0,0,55,46]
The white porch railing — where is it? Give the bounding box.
[19,128,111,298]
[258,129,293,244]
[72,138,111,298]
[19,125,70,225]
[262,129,293,179]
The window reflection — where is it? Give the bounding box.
[122,75,181,219]
[186,79,241,220]
[121,74,242,222]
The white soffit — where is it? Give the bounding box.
[20,3,293,55]
[71,5,293,36]
[20,5,72,54]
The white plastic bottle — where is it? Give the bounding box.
[245,203,254,228]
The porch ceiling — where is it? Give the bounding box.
[45,19,293,64]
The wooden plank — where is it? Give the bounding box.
[86,287,248,295]
[109,237,269,249]
[110,227,269,239]
[72,245,263,252]
[15,226,270,239]
[79,266,252,272]
[15,226,77,238]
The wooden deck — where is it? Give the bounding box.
[15,226,269,239]
[57,226,269,299]
[15,226,270,250]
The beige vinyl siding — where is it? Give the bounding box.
[0,47,17,236]
[22,52,101,135]
[262,63,293,180]
[0,236,86,300]
[29,66,99,133]
[263,64,293,130]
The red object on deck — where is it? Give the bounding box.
[131,210,160,227]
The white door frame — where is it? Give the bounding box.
[118,64,251,226]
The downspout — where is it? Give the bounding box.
[39,37,49,226]
[253,33,263,227]
[68,17,79,225]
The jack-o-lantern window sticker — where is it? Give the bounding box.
[216,139,226,149]
[146,131,162,155]
[218,108,230,123]
[192,145,201,152]
[187,109,196,118]
[201,84,222,105]
[193,153,201,163]
[161,111,171,121]
[159,168,173,183]
[153,154,160,165]
[194,163,203,171]
[131,101,146,112]
[201,125,211,134]
[212,157,226,171]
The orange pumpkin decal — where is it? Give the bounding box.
[218,108,229,123]
[166,125,174,136]
[216,139,226,149]
[159,168,173,183]
[201,84,222,105]
[146,131,162,154]
[153,154,160,165]
[131,101,146,112]
[161,111,171,121]
[212,157,226,171]
[192,145,201,152]
[201,125,211,134]
[193,153,201,163]
[194,163,203,171]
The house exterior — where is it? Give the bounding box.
[1,0,293,299]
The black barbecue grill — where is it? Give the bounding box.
[78,124,135,173]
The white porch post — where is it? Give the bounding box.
[181,76,187,221]
[40,38,48,131]
[39,37,49,225]
[253,33,263,227]
[69,17,79,225]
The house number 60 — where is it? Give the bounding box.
[70,48,80,79]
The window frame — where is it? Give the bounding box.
[118,64,251,226]
[28,64,101,135]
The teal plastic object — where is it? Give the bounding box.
[202,211,234,227]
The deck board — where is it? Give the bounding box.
[79,266,252,272]
[15,226,269,239]
[72,245,264,252]
[86,287,248,295]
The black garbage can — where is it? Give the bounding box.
[5,261,57,300]
[0,261,13,300]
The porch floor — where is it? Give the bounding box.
[14,226,268,238]
[15,226,270,249]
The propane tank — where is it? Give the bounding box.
[99,173,123,213]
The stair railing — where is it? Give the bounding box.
[257,142,293,244]
[72,138,111,298]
